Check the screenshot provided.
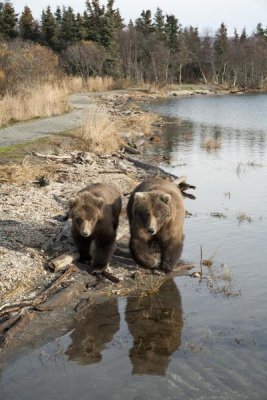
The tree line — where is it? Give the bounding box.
[1,0,267,88]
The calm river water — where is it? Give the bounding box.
[1,94,267,400]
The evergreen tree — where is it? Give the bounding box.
[214,23,228,58]
[61,6,77,43]
[255,22,266,37]
[19,5,34,40]
[233,28,239,46]
[164,14,180,50]
[41,6,60,50]
[153,7,165,40]
[76,13,86,41]
[85,0,105,44]
[135,10,154,35]
[214,23,229,83]
[240,28,247,43]
[32,19,43,43]
[0,1,18,38]
[54,6,62,24]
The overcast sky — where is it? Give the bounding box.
[11,0,267,35]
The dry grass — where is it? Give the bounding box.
[0,83,69,127]
[210,212,227,219]
[236,211,252,223]
[125,112,159,136]
[236,161,265,176]
[0,157,58,184]
[205,263,240,297]
[201,136,221,151]
[77,104,122,153]
[64,76,115,93]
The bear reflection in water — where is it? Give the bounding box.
[66,279,183,376]
[66,298,120,365]
[126,278,183,376]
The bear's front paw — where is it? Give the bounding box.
[160,262,172,273]
[151,257,159,269]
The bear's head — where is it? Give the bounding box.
[133,190,172,236]
[69,192,104,237]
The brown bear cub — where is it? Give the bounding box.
[69,183,122,270]
[127,177,185,272]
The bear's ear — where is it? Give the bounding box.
[134,192,146,201]
[69,197,77,209]
[93,196,105,209]
[68,197,77,218]
[160,193,171,204]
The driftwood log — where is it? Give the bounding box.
[49,251,80,272]
[117,154,196,198]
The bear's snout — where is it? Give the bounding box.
[80,221,93,237]
[148,227,156,235]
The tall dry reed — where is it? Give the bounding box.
[0,83,69,127]
[64,76,115,93]
[78,104,121,153]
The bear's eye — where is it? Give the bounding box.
[75,217,83,225]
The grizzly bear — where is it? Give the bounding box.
[69,183,122,269]
[66,298,120,365]
[126,278,183,375]
[127,177,185,272]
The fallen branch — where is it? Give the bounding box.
[118,154,196,192]
[98,170,125,174]
[0,315,21,334]
[33,152,72,160]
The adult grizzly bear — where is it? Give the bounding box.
[127,177,185,272]
[69,183,122,269]
[126,278,183,375]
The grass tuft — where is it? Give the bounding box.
[125,112,159,136]
[77,105,121,153]
[201,136,221,151]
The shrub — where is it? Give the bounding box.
[0,40,61,94]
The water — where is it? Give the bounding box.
[1,94,267,399]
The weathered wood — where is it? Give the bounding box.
[118,154,196,191]
[49,251,80,272]
[124,145,141,155]
[0,315,21,334]
[33,152,72,160]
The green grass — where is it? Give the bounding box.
[0,131,76,163]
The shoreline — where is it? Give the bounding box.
[1,84,266,149]
[0,90,196,357]
[2,84,265,357]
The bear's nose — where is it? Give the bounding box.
[82,231,90,237]
[148,228,156,235]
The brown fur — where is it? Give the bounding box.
[66,298,120,365]
[126,279,183,375]
[127,178,185,272]
[69,183,122,269]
